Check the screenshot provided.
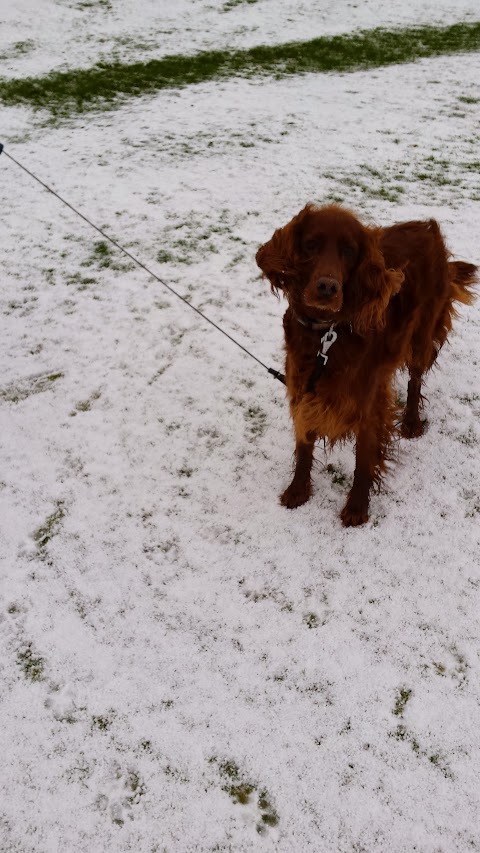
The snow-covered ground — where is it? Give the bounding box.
[1,0,480,78]
[1,3,479,851]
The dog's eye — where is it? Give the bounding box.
[340,244,356,261]
[303,238,318,254]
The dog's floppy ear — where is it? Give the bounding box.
[256,227,295,295]
[256,205,313,295]
[351,229,404,334]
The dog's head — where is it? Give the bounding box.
[256,204,404,333]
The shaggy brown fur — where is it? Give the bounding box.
[256,204,477,527]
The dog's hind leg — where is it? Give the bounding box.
[401,366,427,438]
[400,257,477,439]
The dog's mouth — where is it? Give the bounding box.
[303,296,344,316]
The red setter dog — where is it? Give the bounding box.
[256,204,477,526]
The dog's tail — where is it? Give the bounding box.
[429,259,477,363]
[448,260,478,307]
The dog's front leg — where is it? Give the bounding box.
[341,427,375,527]
[280,432,316,509]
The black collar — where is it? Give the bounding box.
[293,311,338,332]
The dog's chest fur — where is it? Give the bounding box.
[283,308,392,443]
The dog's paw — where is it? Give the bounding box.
[280,481,311,509]
[400,416,428,439]
[340,498,369,527]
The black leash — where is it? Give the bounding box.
[0,143,286,385]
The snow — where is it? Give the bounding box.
[1,2,480,851]
[2,0,480,79]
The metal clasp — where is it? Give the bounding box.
[316,324,337,366]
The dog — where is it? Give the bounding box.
[256,203,477,526]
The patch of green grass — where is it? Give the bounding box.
[325,151,480,206]
[244,404,267,438]
[0,372,64,404]
[157,211,238,266]
[226,251,246,269]
[229,782,255,804]
[74,239,133,274]
[70,390,101,416]
[257,790,279,834]
[326,463,348,487]
[450,646,468,682]
[157,249,175,264]
[393,687,412,717]
[466,497,480,518]
[456,426,478,447]
[34,503,65,554]
[389,688,454,773]
[13,40,35,55]
[17,643,46,682]
[215,760,279,833]
[304,612,319,629]
[164,764,189,784]
[91,240,111,266]
[392,723,420,754]
[76,0,112,8]
[218,759,241,781]
[0,40,35,61]
[91,713,114,731]
[391,725,453,778]
[458,95,480,104]
[178,464,194,478]
[66,272,97,289]
[2,22,480,115]
[223,0,258,11]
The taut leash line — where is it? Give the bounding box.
[0,143,286,385]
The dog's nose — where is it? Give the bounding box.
[316,277,340,299]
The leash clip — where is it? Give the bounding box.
[316,324,337,366]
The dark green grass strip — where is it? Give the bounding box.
[1,21,480,115]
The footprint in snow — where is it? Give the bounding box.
[96,765,146,825]
[45,682,78,722]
